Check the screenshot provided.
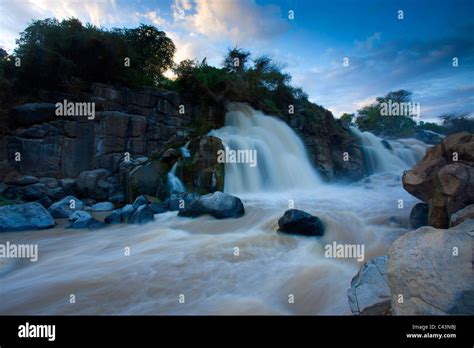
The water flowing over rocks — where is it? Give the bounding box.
[277,209,325,237]
[402,132,474,228]
[0,202,55,232]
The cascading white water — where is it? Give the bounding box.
[350,127,427,174]
[209,103,321,193]
[167,162,185,193]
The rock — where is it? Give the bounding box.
[5,175,39,186]
[277,209,325,236]
[47,187,66,202]
[165,192,200,211]
[179,136,225,194]
[76,169,112,199]
[387,219,474,315]
[120,158,167,203]
[178,191,244,219]
[21,183,48,201]
[59,178,77,195]
[68,211,93,229]
[402,132,474,228]
[449,204,474,227]
[91,202,114,212]
[347,256,391,315]
[39,177,59,188]
[129,204,155,224]
[409,203,429,229]
[109,192,125,204]
[47,195,84,218]
[10,103,56,127]
[160,148,181,166]
[415,129,443,145]
[0,202,55,232]
[104,208,123,224]
[132,195,149,210]
[120,204,135,223]
[149,202,167,214]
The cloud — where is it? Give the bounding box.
[0,0,128,51]
[171,0,289,45]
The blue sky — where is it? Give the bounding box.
[0,0,473,121]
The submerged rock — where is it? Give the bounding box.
[387,219,474,315]
[178,191,244,219]
[0,202,55,232]
[277,209,324,237]
[47,195,84,218]
[347,256,391,315]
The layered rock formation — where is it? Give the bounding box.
[402,132,474,228]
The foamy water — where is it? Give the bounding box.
[0,174,421,315]
[0,104,429,315]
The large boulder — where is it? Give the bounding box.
[91,202,114,212]
[347,256,391,315]
[47,195,84,218]
[68,211,94,229]
[277,209,325,237]
[387,219,474,315]
[0,202,55,232]
[402,132,474,228]
[76,169,112,200]
[179,136,224,194]
[178,191,244,219]
[120,157,167,203]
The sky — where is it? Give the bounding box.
[0,0,473,121]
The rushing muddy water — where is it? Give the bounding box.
[0,104,429,315]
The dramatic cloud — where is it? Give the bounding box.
[0,0,127,51]
[171,0,289,45]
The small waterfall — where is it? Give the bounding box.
[180,141,191,158]
[350,127,428,174]
[167,162,185,193]
[210,103,321,193]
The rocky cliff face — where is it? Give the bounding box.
[0,83,368,206]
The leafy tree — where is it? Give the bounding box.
[340,113,354,124]
[223,47,250,74]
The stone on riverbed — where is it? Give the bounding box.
[178,191,244,219]
[0,202,55,232]
[277,209,325,236]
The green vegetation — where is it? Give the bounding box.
[353,90,474,137]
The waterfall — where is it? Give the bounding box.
[350,126,428,174]
[167,162,185,193]
[209,103,321,193]
[180,141,191,158]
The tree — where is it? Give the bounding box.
[223,47,250,74]
[340,113,354,124]
[121,24,175,85]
